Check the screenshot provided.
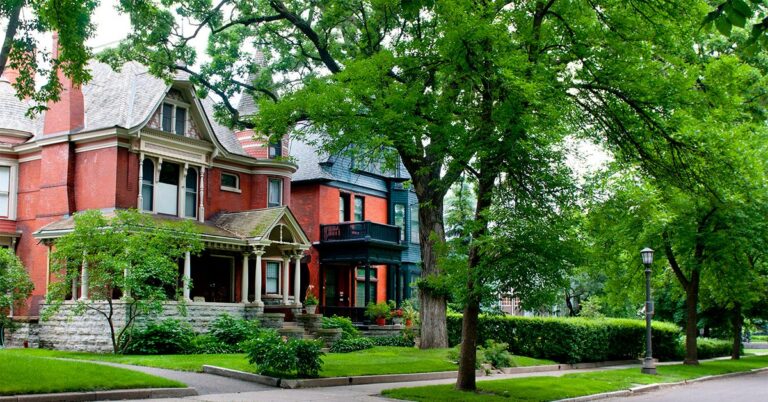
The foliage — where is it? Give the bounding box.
[447,314,681,364]
[401,300,418,323]
[0,0,98,115]
[676,337,737,360]
[371,335,415,348]
[321,315,360,340]
[365,302,391,321]
[479,340,515,369]
[44,209,203,353]
[187,334,236,355]
[0,248,33,331]
[208,314,260,347]
[328,337,374,354]
[243,329,324,378]
[122,319,195,355]
[578,297,606,319]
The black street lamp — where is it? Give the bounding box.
[641,247,656,375]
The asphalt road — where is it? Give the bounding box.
[604,370,768,402]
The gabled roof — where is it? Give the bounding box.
[211,206,310,246]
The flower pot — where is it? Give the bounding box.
[392,317,404,326]
[305,304,317,314]
[376,317,386,326]
[405,319,413,327]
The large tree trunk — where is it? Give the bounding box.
[457,297,480,389]
[683,271,700,365]
[731,304,742,360]
[0,0,23,78]
[417,195,449,349]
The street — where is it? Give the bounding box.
[604,370,768,402]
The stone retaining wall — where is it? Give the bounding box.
[4,318,40,349]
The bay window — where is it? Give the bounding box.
[410,204,420,244]
[0,167,10,217]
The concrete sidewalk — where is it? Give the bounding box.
[119,363,640,402]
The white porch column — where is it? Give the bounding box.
[198,166,206,222]
[79,258,89,300]
[183,251,192,301]
[293,253,302,307]
[253,249,264,306]
[71,276,78,301]
[282,255,290,305]
[137,153,144,209]
[154,158,162,214]
[241,252,250,303]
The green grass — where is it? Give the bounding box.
[0,350,185,396]
[382,355,768,402]
[752,335,768,343]
[9,347,554,378]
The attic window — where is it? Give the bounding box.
[161,102,187,135]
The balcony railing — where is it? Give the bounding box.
[320,221,401,244]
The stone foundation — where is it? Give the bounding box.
[3,317,40,349]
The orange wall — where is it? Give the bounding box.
[74,147,117,210]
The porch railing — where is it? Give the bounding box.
[320,221,401,244]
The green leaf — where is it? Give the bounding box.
[726,10,747,28]
[716,15,733,36]
[730,0,752,17]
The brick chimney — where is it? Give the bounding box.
[38,33,78,217]
[42,32,84,135]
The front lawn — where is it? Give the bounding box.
[382,355,768,402]
[11,347,554,378]
[0,350,185,396]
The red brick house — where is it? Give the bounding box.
[1,37,311,322]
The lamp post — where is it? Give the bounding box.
[641,247,656,375]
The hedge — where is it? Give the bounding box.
[677,337,735,360]
[447,313,681,364]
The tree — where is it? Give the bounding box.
[44,209,203,354]
[0,0,97,114]
[0,248,33,347]
[106,0,764,389]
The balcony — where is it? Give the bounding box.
[321,221,401,244]
[317,221,405,265]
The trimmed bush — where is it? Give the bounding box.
[188,334,237,354]
[447,313,681,364]
[322,315,360,339]
[676,337,735,360]
[123,319,195,355]
[371,335,416,347]
[329,337,374,353]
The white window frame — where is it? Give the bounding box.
[220,172,241,193]
[265,260,281,294]
[268,178,282,207]
[160,100,189,136]
[0,162,18,220]
[140,156,202,220]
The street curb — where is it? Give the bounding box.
[555,367,768,402]
[0,387,197,402]
[203,365,487,389]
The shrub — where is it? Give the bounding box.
[370,335,416,347]
[480,340,514,368]
[189,334,237,354]
[322,315,360,339]
[242,329,325,377]
[209,314,261,347]
[329,336,374,353]
[123,319,195,355]
[447,313,681,364]
[675,337,734,360]
[365,301,391,320]
[294,339,325,377]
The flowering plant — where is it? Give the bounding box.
[304,285,319,306]
[391,309,404,318]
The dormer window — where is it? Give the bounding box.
[161,102,187,135]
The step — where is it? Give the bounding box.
[282,322,299,328]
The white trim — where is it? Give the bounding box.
[74,140,130,153]
[210,162,295,177]
[220,172,241,191]
[18,154,41,163]
[268,178,283,207]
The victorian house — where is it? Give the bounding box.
[1,37,311,323]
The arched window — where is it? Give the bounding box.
[141,159,154,211]
[185,168,198,218]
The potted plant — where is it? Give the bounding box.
[402,300,417,327]
[365,301,390,326]
[304,285,319,314]
[391,308,404,326]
